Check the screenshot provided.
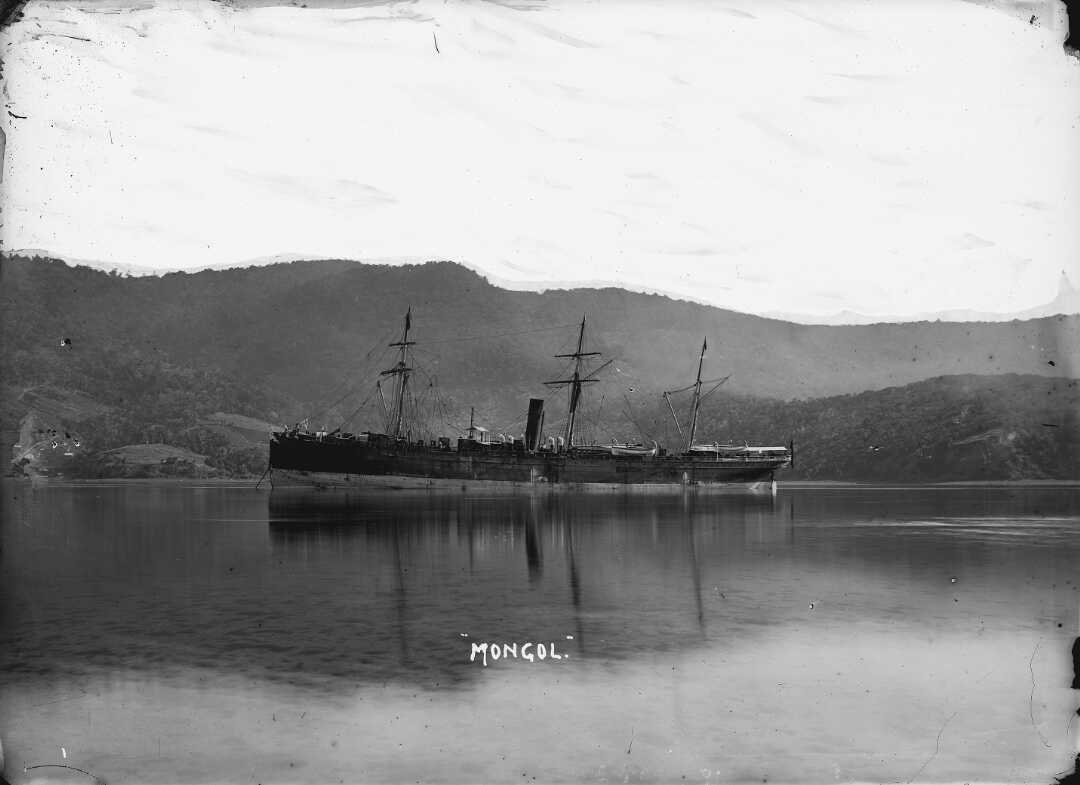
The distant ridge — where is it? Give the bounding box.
[2,253,1075,406]
[763,270,1080,325]
[10,249,1077,326]
[9,248,336,278]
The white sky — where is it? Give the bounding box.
[1,0,1078,318]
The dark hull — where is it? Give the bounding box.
[269,434,787,490]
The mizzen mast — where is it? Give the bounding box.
[686,337,707,452]
[380,307,415,438]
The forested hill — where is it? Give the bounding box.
[690,375,1079,482]
[1,254,1077,480]
[3,254,1075,401]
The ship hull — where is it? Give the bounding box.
[269,435,785,493]
[271,468,775,494]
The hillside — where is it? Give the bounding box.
[649,375,1080,482]
[2,254,1077,480]
[3,255,1075,402]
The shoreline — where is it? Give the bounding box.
[4,477,1079,489]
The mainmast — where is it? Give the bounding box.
[545,314,600,449]
[686,337,707,452]
[380,308,415,438]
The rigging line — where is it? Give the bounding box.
[593,393,606,436]
[337,384,380,432]
[413,382,434,422]
[302,386,354,426]
[408,344,443,359]
[425,380,448,420]
[664,377,729,396]
[410,362,440,387]
[376,380,391,430]
[552,347,607,383]
[412,385,440,437]
[498,416,530,434]
[443,406,462,434]
[303,330,399,423]
[620,394,651,441]
[580,358,614,382]
[432,386,450,418]
[407,349,441,369]
[310,385,368,427]
[406,359,448,405]
[697,375,732,404]
[426,387,443,429]
[312,325,397,402]
[422,322,580,345]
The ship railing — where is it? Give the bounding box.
[681,451,791,463]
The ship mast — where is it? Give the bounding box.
[545,314,600,449]
[686,337,707,452]
[381,308,415,438]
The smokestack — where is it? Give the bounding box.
[525,399,545,451]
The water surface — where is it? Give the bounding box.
[1,481,1078,783]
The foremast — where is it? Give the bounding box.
[380,308,415,438]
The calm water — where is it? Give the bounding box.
[1,481,1078,784]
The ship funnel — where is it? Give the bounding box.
[525,399,545,451]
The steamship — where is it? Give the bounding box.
[268,311,792,491]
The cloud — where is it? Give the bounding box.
[226,169,396,208]
[1,0,1077,318]
[951,233,997,251]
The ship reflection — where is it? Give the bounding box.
[685,495,706,636]
[523,497,543,584]
[267,490,789,684]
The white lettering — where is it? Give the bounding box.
[469,642,489,667]
[468,639,571,665]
